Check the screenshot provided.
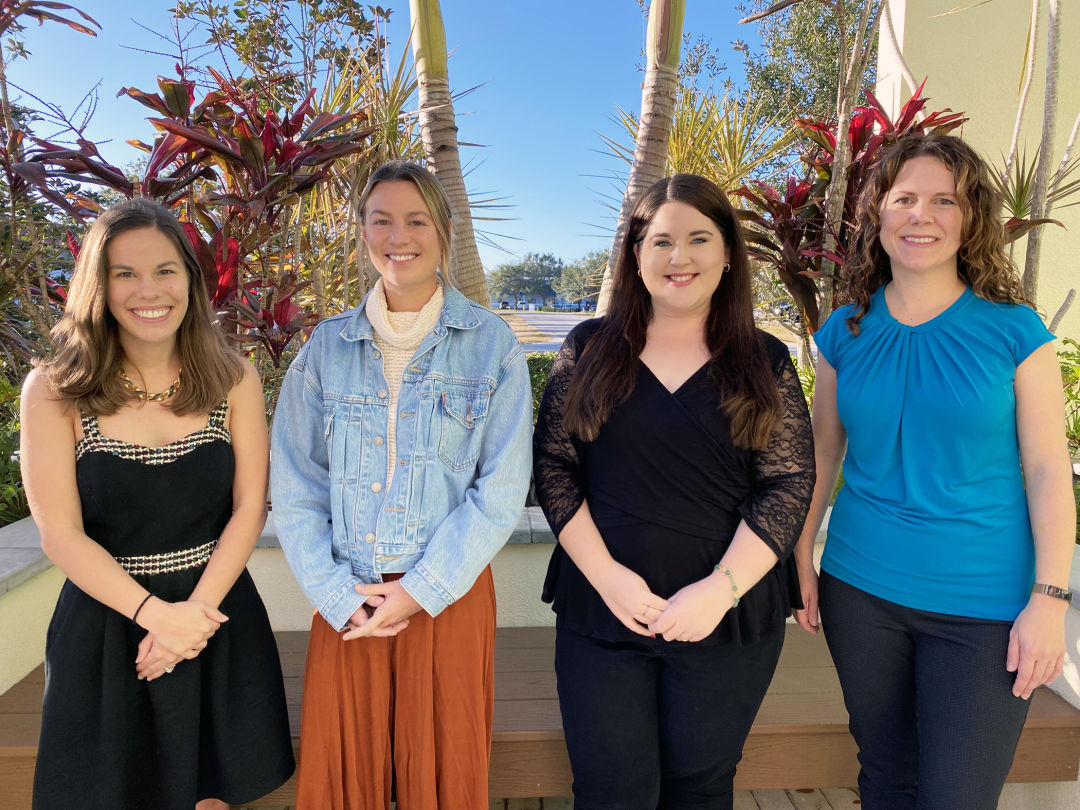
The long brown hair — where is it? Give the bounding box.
[563,174,782,450]
[41,198,243,415]
[844,134,1030,334]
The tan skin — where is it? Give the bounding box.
[557,201,786,642]
[792,157,1074,700]
[21,227,271,810]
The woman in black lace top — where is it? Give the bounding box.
[533,174,814,809]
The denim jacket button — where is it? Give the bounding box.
[374,436,385,446]
[364,532,376,543]
[372,350,381,359]
[378,389,388,398]
[371,481,383,493]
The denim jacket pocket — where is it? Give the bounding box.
[326,402,366,553]
[437,383,491,471]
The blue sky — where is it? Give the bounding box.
[7,1,758,270]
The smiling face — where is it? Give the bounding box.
[634,200,730,319]
[105,226,190,352]
[878,155,963,281]
[361,179,444,311]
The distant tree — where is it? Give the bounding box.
[173,0,391,108]
[555,249,607,305]
[488,252,564,302]
[734,0,877,125]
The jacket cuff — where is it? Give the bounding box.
[400,565,455,618]
[319,577,367,631]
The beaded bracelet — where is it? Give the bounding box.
[715,564,740,607]
[131,593,153,626]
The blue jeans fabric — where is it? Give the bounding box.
[554,623,785,810]
[819,571,1031,810]
[271,280,533,628]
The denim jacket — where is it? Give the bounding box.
[270,282,533,629]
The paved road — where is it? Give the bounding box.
[515,312,591,352]
[514,311,812,359]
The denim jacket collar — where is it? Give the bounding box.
[338,276,481,343]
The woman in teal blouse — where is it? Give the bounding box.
[794,134,1075,810]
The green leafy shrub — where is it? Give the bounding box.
[526,352,556,426]
[1074,478,1080,545]
[1059,338,1080,456]
[0,376,28,528]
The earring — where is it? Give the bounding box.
[637,269,643,277]
[723,264,730,273]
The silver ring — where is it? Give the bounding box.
[164,664,175,674]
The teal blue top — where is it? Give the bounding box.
[815,286,1054,620]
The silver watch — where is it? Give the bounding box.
[1032,583,1073,603]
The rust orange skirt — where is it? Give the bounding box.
[294,567,496,810]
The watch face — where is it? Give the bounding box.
[1034,584,1073,602]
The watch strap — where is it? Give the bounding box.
[1032,583,1073,603]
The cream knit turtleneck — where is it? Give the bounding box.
[364,277,444,487]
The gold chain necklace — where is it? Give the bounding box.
[119,369,182,402]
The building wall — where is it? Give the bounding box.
[877,0,1080,339]
[0,567,63,695]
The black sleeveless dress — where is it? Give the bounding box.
[32,404,295,810]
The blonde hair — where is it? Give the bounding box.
[41,198,243,414]
[844,134,1029,334]
[358,161,453,278]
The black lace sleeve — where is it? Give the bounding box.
[739,348,815,560]
[532,321,600,538]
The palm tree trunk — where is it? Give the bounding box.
[1023,0,1060,302]
[818,0,881,323]
[408,0,489,306]
[596,0,685,315]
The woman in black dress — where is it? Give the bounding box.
[20,198,294,809]
[533,174,814,809]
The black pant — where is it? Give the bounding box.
[554,624,785,810]
[819,572,1031,810]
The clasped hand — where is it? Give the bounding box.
[1007,596,1067,700]
[343,580,421,639]
[648,576,733,642]
[594,563,733,642]
[135,598,227,680]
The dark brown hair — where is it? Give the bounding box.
[845,134,1030,334]
[41,198,243,414]
[563,174,782,450]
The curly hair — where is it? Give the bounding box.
[41,198,243,415]
[563,174,781,450]
[844,134,1029,334]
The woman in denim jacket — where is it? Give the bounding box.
[271,161,533,810]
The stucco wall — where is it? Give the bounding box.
[877,0,1080,340]
[0,567,63,695]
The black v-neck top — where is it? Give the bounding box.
[533,318,815,646]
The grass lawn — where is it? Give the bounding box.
[498,312,550,344]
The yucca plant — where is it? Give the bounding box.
[602,88,796,190]
[993,148,1080,242]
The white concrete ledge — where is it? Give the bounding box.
[0,518,49,595]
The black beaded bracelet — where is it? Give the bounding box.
[131,593,153,626]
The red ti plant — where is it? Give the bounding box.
[735,177,824,330]
[230,271,318,368]
[797,79,967,246]
[14,69,376,368]
[737,82,967,334]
